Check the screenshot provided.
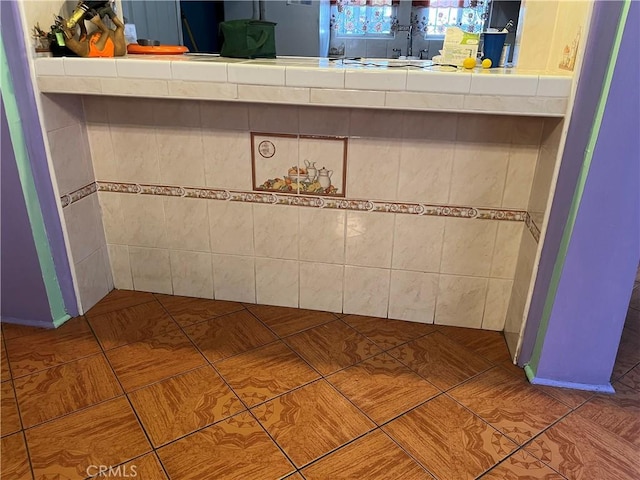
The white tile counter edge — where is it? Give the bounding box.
[34,56,572,117]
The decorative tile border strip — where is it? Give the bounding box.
[85,181,529,222]
[60,180,542,244]
[525,212,541,243]
[59,182,97,208]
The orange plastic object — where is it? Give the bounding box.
[127,44,189,55]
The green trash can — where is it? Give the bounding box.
[219,19,277,59]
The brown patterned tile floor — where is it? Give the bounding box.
[284,473,304,480]
[479,450,565,479]
[13,353,122,428]
[105,329,207,392]
[1,288,639,480]
[284,320,382,375]
[574,381,640,447]
[216,341,320,407]
[183,310,276,363]
[619,363,640,390]
[155,294,245,327]
[246,304,337,337]
[25,397,151,480]
[106,453,168,479]
[449,366,571,446]
[525,411,640,480]
[342,314,439,349]
[439,325,512,364]
[253,380,375,467]
[157,411,295,480]
[2,322,47,341]
[85,289,156,317]
[129,365,244,447]
[388,330,493,390]
[302,430,434,479]
[1,432,31,480]
[611,308,640,380]
[383,394,518,479]
[87,301,179,350]
[1,380,21,437]
[5,316,101,377]
[532,382,594,409]
[1,336,10,382]
[327,352,439,424]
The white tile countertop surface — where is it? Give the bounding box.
[35,55,573,116]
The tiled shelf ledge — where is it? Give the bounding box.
[34,56,572,117]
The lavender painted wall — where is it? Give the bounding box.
[519,0,626,364]
[2,0,78,316]
[532,0,640,386]
[1,101,54,324]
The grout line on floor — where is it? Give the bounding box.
[244,305,339,341]
[152,300,252,408]
[83,316,159,455]
[377,424,440,479]
[18,392,127,432]
[152,450,172,480]
[7,288,640,480]
[477,444,570,480]
[85,294,160,319]
[322,376,380,426]
[151,298,300,474]
[5,328,106,381]
[244,408,299,475]
[17,430,37,480]
[290,425,379,472]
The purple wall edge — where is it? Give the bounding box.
[2,0,78,316]
[535,0,640,386]
[518,1,626,364]
[1,100,54,324]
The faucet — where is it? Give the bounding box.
[395,24,414,58]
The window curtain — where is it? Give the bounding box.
[329,0,400,7]
[330,0,398,37]
[411,1,466,7]
[411,0,488,36]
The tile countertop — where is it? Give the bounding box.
[34,55,573,117]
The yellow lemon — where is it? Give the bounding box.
[482,58,493,69]
[462,57,476,69]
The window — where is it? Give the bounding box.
[411,0,489,37]
[330,0,399,37]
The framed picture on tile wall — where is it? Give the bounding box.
[251,132,347,197]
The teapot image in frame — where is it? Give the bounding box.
[317,167,333,190]
[304,159,317,182]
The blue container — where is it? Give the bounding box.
[482,32,507,68]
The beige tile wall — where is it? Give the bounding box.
[517,0,591,72]
[79,97,550,331]
[41,93,112,312]
[502,117,564,355]
[504,228,539,354]
[529,118,564,227]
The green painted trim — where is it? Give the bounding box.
[0,34,69,324]
[527,1,632,376]
[524,364,536,382]
[53,314,72,328]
